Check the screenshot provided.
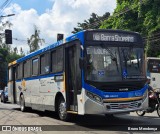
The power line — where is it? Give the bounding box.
[13,38,28,42]
[13,37,49,45]
[80,0,145,30]
[0,0,12,16]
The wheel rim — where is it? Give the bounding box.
[59,102,67,118]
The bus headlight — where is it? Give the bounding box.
[86,91,102,103]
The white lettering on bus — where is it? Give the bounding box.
[93,33,135,42]
[87,48,110,55]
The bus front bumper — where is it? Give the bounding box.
[84,97,148,115]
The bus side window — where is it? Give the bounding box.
[40,53,50,75]
[56,48,63,72]
[24,60,31,78]
[51,47,63,73]
[32,58,39,76]
[51,50,57,73]
[17,63,23,79]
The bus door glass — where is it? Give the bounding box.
[65,42,81,111]
[8,66,16,103]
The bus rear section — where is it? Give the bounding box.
[147,57,160,92]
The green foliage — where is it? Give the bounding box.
[72,12,110,33]
[100,0,160,57]
[0,21,23,88]
[28,25,45,53]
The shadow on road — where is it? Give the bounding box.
[2,102,160,131]
[13,108,153,131]
[10,106,160,131]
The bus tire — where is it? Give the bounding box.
[58,97,70,121]
[20,95,26,112]
[136,110,145,116]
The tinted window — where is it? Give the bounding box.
[51,51,56,73]
[17,63,23,79]
[32,58,39,76]
[51,47,63,73]
[24,60,31,78]
[40,53,50,74]
[57,48,63,72]
[86,46,121,82]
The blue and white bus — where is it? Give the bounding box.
[8,29,148,121]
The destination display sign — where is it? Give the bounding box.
[92,33,135,42]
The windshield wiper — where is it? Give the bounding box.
[100,43,117,60]
[103,45,119,72]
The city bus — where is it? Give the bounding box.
[147,57,160,91]
[8,29,148,121]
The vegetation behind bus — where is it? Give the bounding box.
[73,0,160,58]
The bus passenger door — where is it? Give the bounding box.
[65,42,81,112]
[8,66,17,104]
[12,66,17,103]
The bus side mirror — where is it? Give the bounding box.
[79,58,84,69]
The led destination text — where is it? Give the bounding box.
[93,33,135,42]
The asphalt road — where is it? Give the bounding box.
[0,102,160,134]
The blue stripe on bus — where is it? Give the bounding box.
[66,30,85,45]
[83,83,148,99]
[16,72,63,82]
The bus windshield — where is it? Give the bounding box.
[85,45,145,82]
[120,47,144,78]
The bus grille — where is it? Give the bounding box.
[105,101,141,109]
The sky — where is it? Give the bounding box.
[0,0,116,53]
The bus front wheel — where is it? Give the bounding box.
[58,97,70,121]
[136,110,145,116]
[20,95,26,112]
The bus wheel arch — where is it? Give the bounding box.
[55,92,70,121]
[55,92,64,112]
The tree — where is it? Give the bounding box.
[28,25,45,53]
[0,21,24,89]
[20,47,25,56]
[72,12,110,33]
[100,0,160,57]
[0,21,12,51]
